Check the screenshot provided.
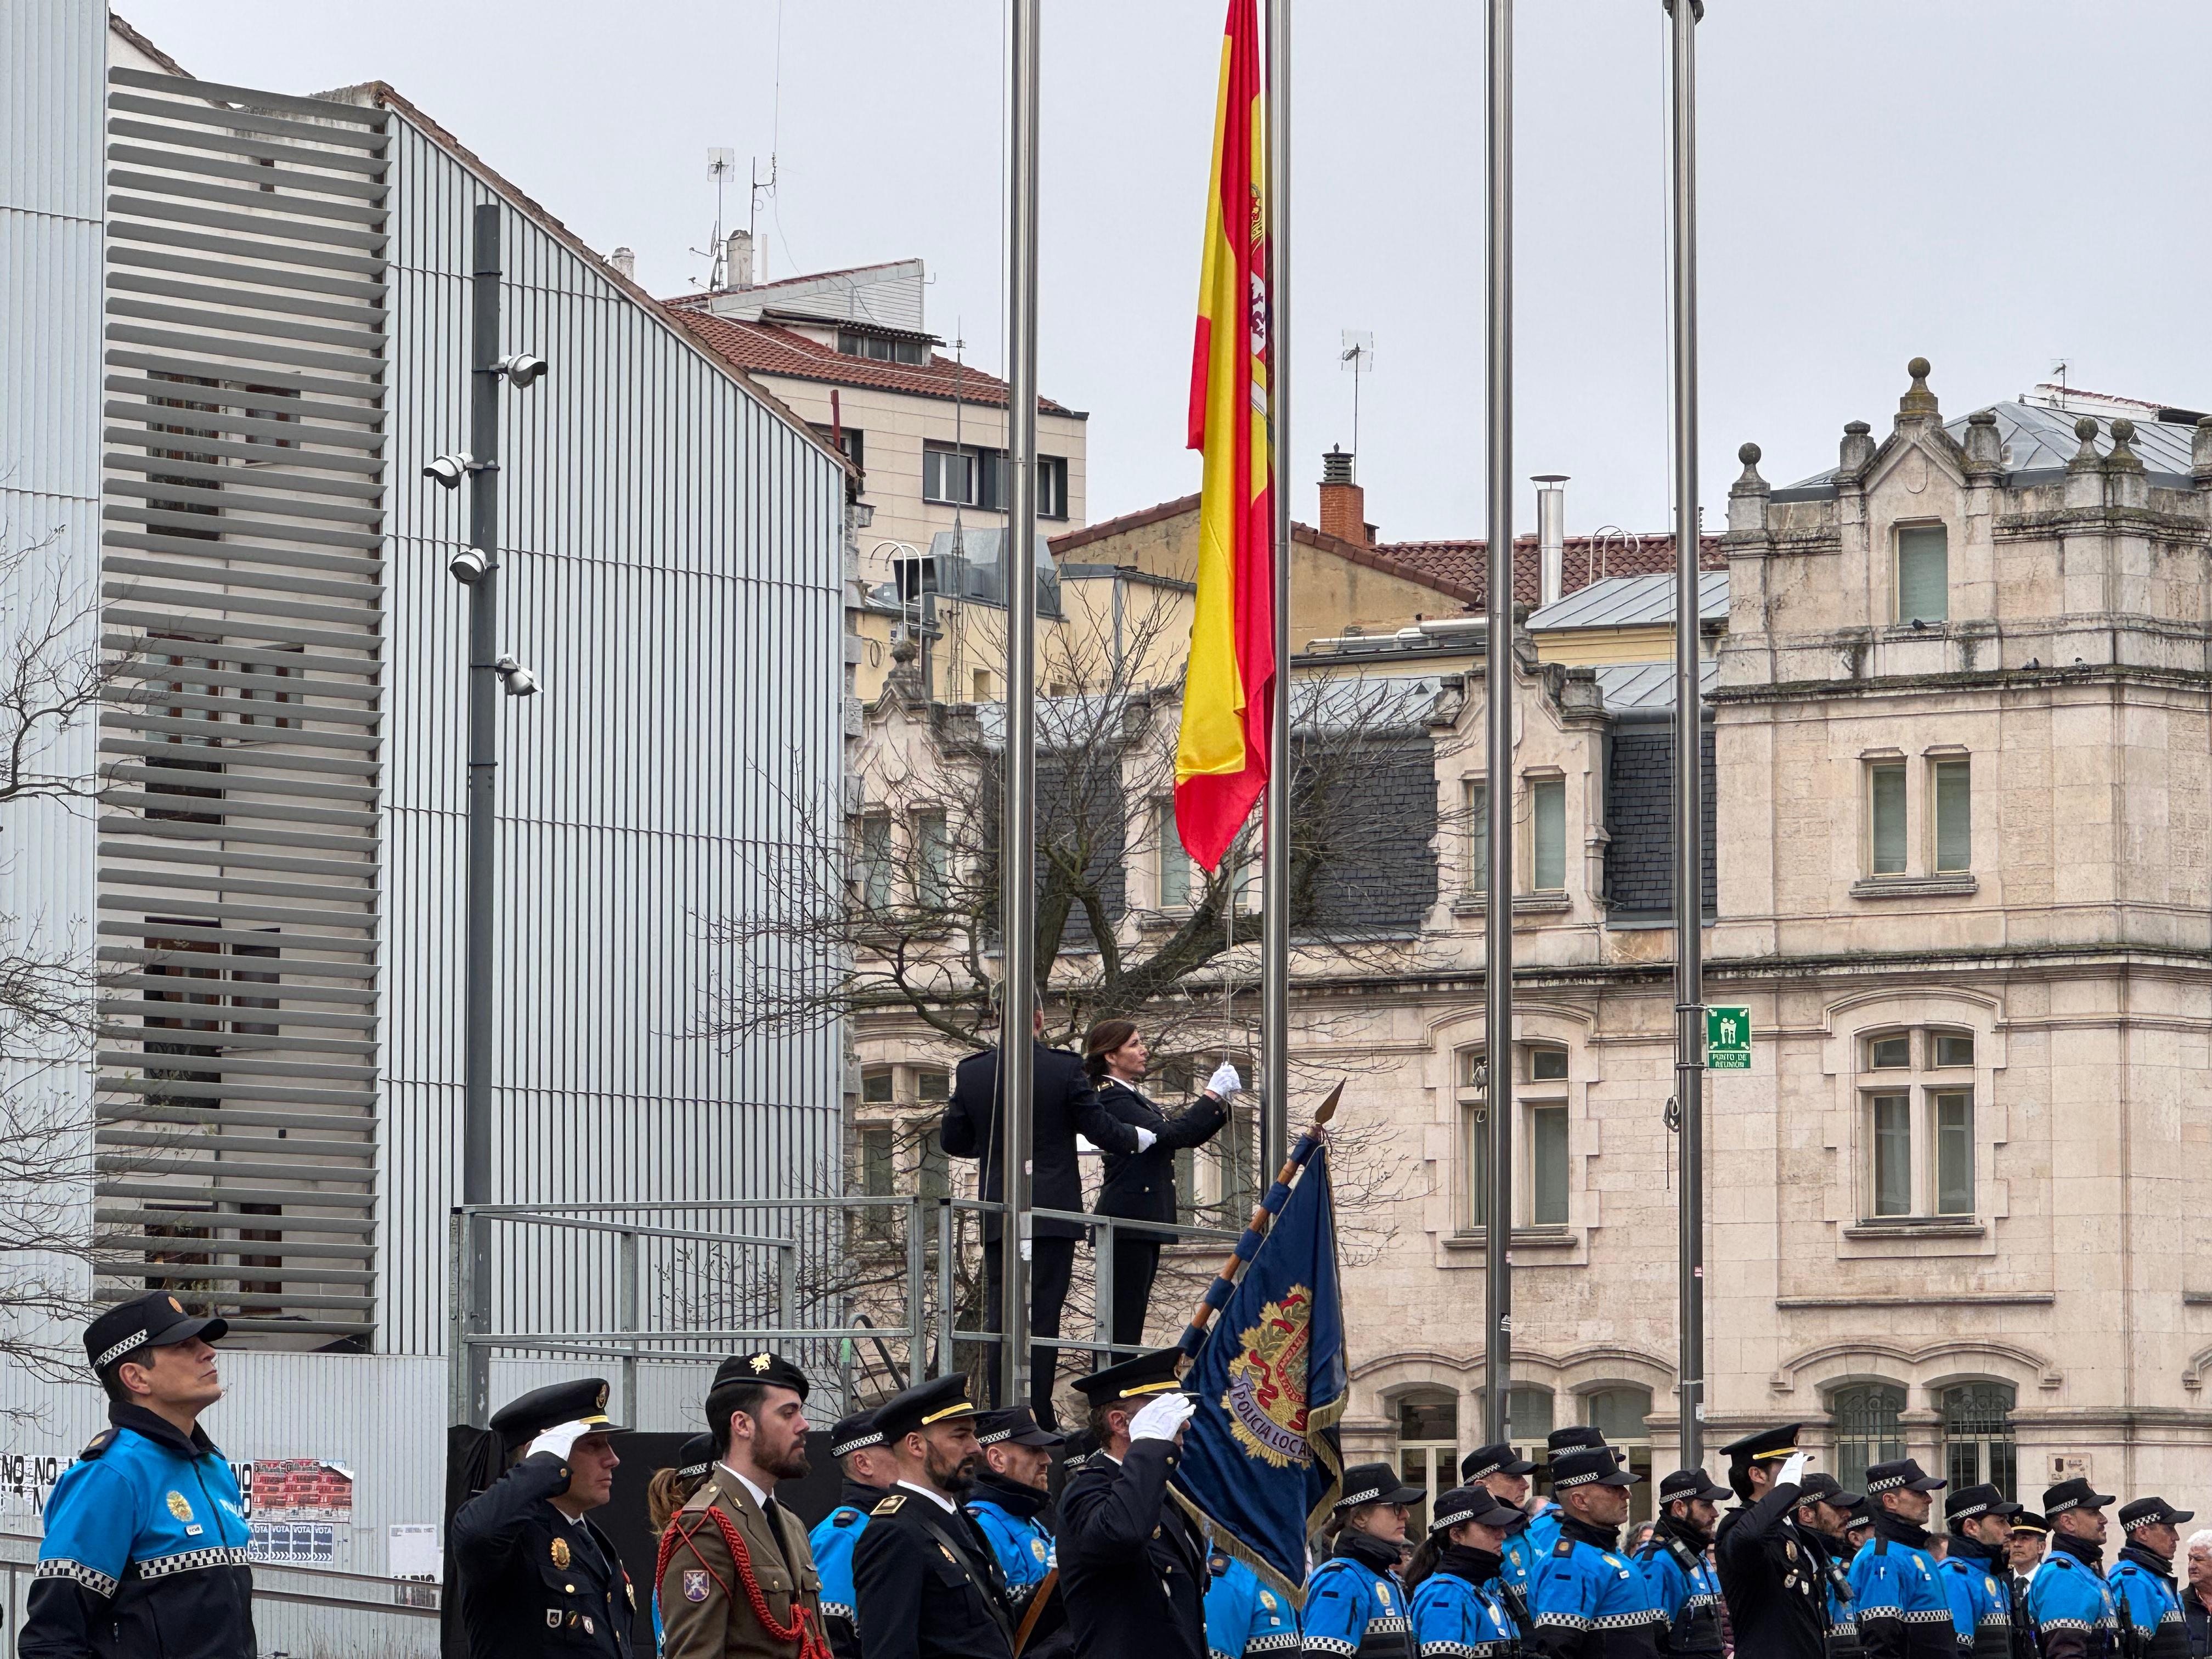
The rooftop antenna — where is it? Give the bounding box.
[1340,330,1375,477]
[749,154,778,286]
[2050,358,2069,406]
[692,148,737,290]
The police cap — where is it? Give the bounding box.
[1865,1458,1945,1496]
[2009,1510,2049,1536]
[1072,1345,1187,1407]
[1547,1425,1610,1453]
[673,1433,714,1479]
[1060,1429,1099,1472]
[872,1373,979,1444]
[829,1410,885,1459]
[976,1407,1064,1449]
[1718,1422,1801,1467]
[710,1351,810,1402]
[1658,1467,1733,1505]
[1945,1483,2023,1525]
[2042,1477,2114,1517]
[1551,1447,1640,1491]
[1460,1441,1538,1482]
[1797,1471,1865,1509]
[1335,1461,1426,1511]
[85,1291,228,1378]
[489,1378,624,1440]
[1428,1484,1528,1534]
[2119,1497,2194,1533]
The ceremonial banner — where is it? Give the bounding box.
[1175,0,1275,873]
[1171,1146,1345,1603]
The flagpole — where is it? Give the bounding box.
[1001,0,1042,1417]
[1481,0,1515,1448]
[1666,0,1706,1471]
[1179,1082,1342,1356]
[1260,0,1292,1194]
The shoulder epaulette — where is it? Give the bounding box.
[834,1509,860,1527]
[79,1428,117,1460]
[1553,1535,1575,1558]
[872,1494,906,1516]
[1875,1538,1888,1556]
[2051,1556,2073,1571]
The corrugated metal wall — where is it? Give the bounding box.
[375,108,848,1356]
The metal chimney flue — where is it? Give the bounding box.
[1534,473,1568,607]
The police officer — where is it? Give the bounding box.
[810,1411,896,1659]
[1713,1423,1822,1659]
[1938,1485,2023,1658]
[1206,1545,1302,1659]
[1060,1347,1210,1659]
[449,1377,636,1658]
[1639,1468,1731,1656]
[1847,1458,1952,1659]
[2028,1478,2120,1659]
[1404,1484,1527,1658]
[969,1408,1068,1656]
[853,1373,1018,1659]
[1304,1462,1424,1659]
[1526,1446,1661,1657]
[1792,1471,1868,1659]
[2005,1513,2047,1659]
[24,1293,251,1659]
[1527,1428,1612,1568]
[2109,1497,2193,1658]
[1459,1442,1541,1617]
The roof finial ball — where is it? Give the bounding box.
[1739,442,1762,466]
[1734,441,1766,490]
[1898,356,1939,420]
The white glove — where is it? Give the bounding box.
[1205,1063,1242,1097]
[527,1420,595,1462]
[1132,1126,1158,1153]
[1776,1451,1809,1489]
[1127,1392,1197,1444]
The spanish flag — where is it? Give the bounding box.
[1175,0,1273,874]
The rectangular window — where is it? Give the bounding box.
[1870,762,1907,874]
[1464,1104,1489,1229]
[1530,777,1566,892]
[859,1125,895,1195]
[1933,1032,1974,1069]
[1933,758,1971,872]
[1872,1093,1912,1216]
[1869,1034,1911,1070]
[1157,805,1191,907]
[1529,1046,1568,1082]
[861,1067,895,1105]
[922,444,976,506]
[916,1070,950,1102]
[1464,780,1488,893]
[917,1130,949,1201]
[915,811,951,908]
[1039,456,1069,520]
[859,815,894,909]
[1934,1091,1974,1215]
[1530,1105,1568,1226]
[972,668,992,702]
[1897,524,1949,623]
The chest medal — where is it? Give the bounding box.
[551,1537,571,1570]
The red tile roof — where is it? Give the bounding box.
[667,306,1077,416]
[1380,533,1726,607]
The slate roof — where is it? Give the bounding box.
[1381,534,1726,607]
[1603,725,1717,917]
[667,307,1075,415]
[1528,571,1728,633]
[1593,659,1720,714]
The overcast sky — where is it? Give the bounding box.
[124,1,2212,543]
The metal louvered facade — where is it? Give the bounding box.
[94,69,388,1340]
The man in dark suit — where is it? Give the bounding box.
[941,1007,1154,1425]
[1057,1347,1207,1659]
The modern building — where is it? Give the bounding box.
[0,5,849,1620]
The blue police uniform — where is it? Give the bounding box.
[2107,1545,2188,1658]
[1522,1505,1565,1576]
[1409,1562,1520,1658]
[2028,1540,2118,1659]
[1499,1526,1541,1606]
[24,1403,254,1659]
[1528,1515,1663,1658]
[808,1481,885,1659]
[1934,1539,2013,1658]
[1636,1524,1723,1655]
[1847,1525,1954,1658]
[968,1486,1056,1606]
[1207,1549,1300,1659]
[1304,1538,1415,1659]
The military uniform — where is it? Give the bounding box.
[24,1294,252,1659]
[1712,1424,1823,1659]
[1791,1472,1867,1659]
[809,1412,891,1659]
[2108,1498,2194,1659]
[2027,1480,2120,1659]
[1637,1470,1730,1657]
[1525,1448,1660,1659]
[851,1375,1018,1659]
[1207,1548,1302,1659]
[449,1379,637,1659]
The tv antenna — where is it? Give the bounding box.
[692,148,738,289]
[1340,330,1376,474]
[748,154,778,286]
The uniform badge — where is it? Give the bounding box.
[167,1296,184,1312]
[1784,1540,1798,1560]
[166,1491,193,1523]
[546,1611,562,1628]
[551,1537,571,1569]
[626,1579,636,1607]
[583,1617,594,1634]
[1031,1538,1047,1561]
[684,1570,710,1603]
[1260,1592,1278,1612]
[751,1352,772,1373]
[1376,1585,1392,1609]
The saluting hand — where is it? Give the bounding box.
[1128,1391,1197,1446]
[526,1420,596,1462]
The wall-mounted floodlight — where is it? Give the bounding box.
[422,451,476,489]
[494,654,539,697]
[494,353,548,389]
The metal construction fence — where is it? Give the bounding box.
[450,1195,1243,1426]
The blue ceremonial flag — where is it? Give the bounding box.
[1170,1144,1346,1604]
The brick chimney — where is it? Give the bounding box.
[1318,447,1369,545]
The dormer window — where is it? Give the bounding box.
[837,328,929,366]
[1897,523,1948,624]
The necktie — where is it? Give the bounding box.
[760,1493,794,1572]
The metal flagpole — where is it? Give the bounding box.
[1261,0,1292,1183]
[1481,0,1515,1447]
[1666,0,1706,1469]
[1000,0,1042,1415]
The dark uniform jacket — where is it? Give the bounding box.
[1059,1441,1210,1659]
[449,1450,635,1659]
[851,1484,1018,1659]
[943,1043,1144,1240]
[1799,1529,1865,1659]
[1092,1081,1231,1241]
[658,1465,823,1659]
[23,1405,255,1659]
[1714,1480,1825,1659]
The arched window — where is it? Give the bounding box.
[1583,1387,1655,1523]
[1831,1384,1906,1494]
[1473,1383,1555,1472]
[1941,1383,2016,1499]
[1395,1390,1460,1526]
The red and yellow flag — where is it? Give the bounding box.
[1175,0,1274,874]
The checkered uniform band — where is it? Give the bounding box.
[1554,1468,1609,1488]
[1341,1486,1384,1506]
[831,1430,885,1457]
[676,1462,710,1479]
[2047,1495,2086,1515]
[1952,1502,1989,1519]
[93,1332,150,1371]
[977,1427,1014,1445]
[1431,1501,1489,1532]
[2124,1513,2170,1533]
[1867,1472,1909,1493]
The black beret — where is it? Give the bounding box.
[489,1378,624,1441]
[709,1351,810,1402]
[85,1292,227,1377]
[873,1374,979,1443]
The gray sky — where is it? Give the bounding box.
[125,1,2212,543]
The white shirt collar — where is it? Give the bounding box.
[719,1463,771,1510]
[897,1477,959,1514]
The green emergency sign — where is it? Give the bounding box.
[1705,1006,1751,1070]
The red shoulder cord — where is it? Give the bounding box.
[656,1504,834,1659]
